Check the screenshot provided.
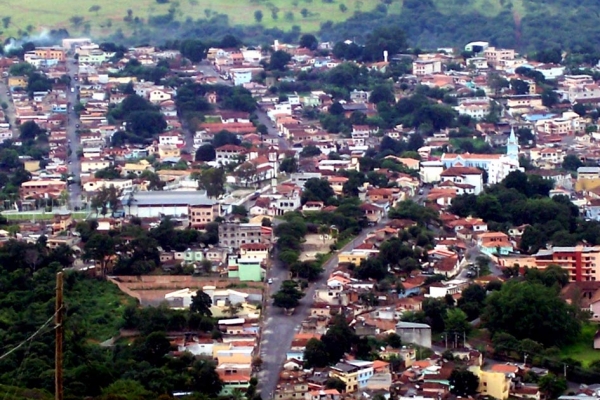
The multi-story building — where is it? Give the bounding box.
[188,202,221,229]
[440,166,484,195]
[20,180,67,199]
[454,98,490,120]
[532,245,600,282]
[483,47,515,67]
[412,59,442,76]
[329,361,374,393]
[216,144,246,165]
[33,46,66,61]
[219,222,266,249]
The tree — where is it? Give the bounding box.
[321,314,355,362]
[88,5,101,14]
[573,102,587,117]
[212,130,241,147]
[510,79,530,95]
[20,120,43,142]
[325,377,346,392]
[191,359,223,397]
[70,15,84,27]
[102,379,152,399]
[140,331,171,365]
[562,154,583,171]
[300,145,322,158]
[268,50,292,71]
[386,333,402,348]
[236,162,258,186]
[224,302,243,317]
[363,26,407,61]
[198,168,225,198]
[195,144,216,162]
[301,8,309,17]
[339,3,348,12]
[444,308,471,335]
[449,368,479,396]
[538,374,567,399]
[369,85,395,104]
[280,157,298,173]
[1,16,10,29]
[190,289,212,316]
[272,280,304,310]
[299,34,318,51]
[301,178,334,204]
[254,9,263,22]
[83,233,116,277]
[180,39,208,62]
[303,338,330,368]
[482,281,581,347]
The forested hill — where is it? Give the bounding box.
[319,0,600,52]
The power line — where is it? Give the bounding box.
[0,310,59,363]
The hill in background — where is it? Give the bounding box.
[0,0,599,52]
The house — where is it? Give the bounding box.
[329,361,374,393]
[440,166,484,195]
[20,180,67,199]
[227,256,264,282]
[477,232,513,256]
[240,243,269,264]
[216,144,246,165]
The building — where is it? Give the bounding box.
[477,232,513,256]
[470,366,512,400]
[412,59,442,76]
[20,180,67,199]
[219,222,266,249]
[441,131,521,185]
[454,98,491,120]
[484,47,515,67]
[440,166,484,195]
[188,202,221,229]
[395,321,432,348]
[329,361,374,393]
[32,46,66,61]
[531,246,600,282]
[228,256,264,281]
[216,145,246,165]
[123,191,217,218]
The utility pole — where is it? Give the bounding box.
[55,272,64,400]
[563,363,567,378]
[524,353,528,366]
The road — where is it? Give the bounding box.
[65,58,82,209]
[0,80,18,138]
[257,218,388,397]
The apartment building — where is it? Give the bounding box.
[329,361,374,393]
[412,59,442,76]
[219,222,266,249]
[33,47,66,61]
[483,47,515,67]
[188,202,221,229]
[531,245,600,282]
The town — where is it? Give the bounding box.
[2,34,600,400]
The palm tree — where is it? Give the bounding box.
[224,302,243,317]
[59,190,70,209]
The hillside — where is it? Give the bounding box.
[0,0,599,51]
[0,0,383,38]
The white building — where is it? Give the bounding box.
[440,166,484,195]
[454,98,490,120]
[412,59,442,76]
[123,191,217,218]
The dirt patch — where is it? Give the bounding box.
[299,233,334,261]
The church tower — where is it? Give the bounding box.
[507,126,519,161]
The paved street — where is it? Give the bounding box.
[0,80,18,138]
[257,218,388,397]
[65,57,82,209]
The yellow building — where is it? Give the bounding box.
[214,344,254,365]
[338,250,377,265]
[23,159,40,172]
[122,160,154,176]
[470,366,512,400]
[8,76,27,88]
[158,145,181,159]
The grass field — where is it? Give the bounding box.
[0,0,384,38]
[561,323,600,367]
[2,211,89,221]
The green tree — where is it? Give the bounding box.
[83,233,116,277]
[303,338,330,368]
[301,178,334,204]
[268,50,292,71]
[190,289,212,316]
[102,379,152,400]
[198,168,225,198]
[280,157,298,173]
[449,368,479,396]
[191,359,223,397]
[300,145,322,158]
[254,9,263,22]
[299,34,318,50]
[325,377,346,392]
[140,331,171,365]
[195,144,216,162]
[562,154,583,171]
[538,374,567,399]
[444,308,471,335]
[482,281,581,347]
[272,280,304,310]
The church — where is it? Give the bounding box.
[441,127,523,185]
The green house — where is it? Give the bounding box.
[227,257,264,282]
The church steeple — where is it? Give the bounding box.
[507,126,519,161]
